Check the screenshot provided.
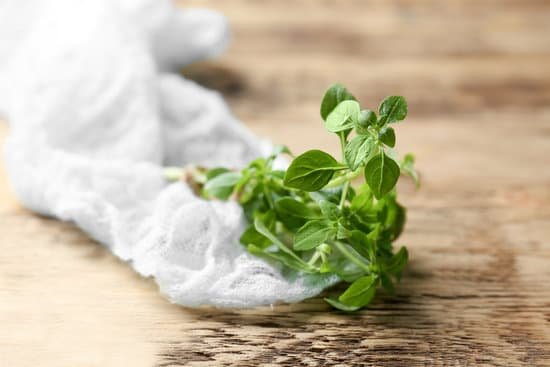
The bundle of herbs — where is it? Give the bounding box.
[175,84,418,311]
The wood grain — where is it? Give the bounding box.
[1,0,550,366]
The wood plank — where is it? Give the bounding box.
[2,0,550,366]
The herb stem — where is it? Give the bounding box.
[162,167,184,182]
[325,168,361,188]
[339,181,350,210]
[308,250,321,265]
[338,132,347,160]
[332,241,371,273]
[263,185,275,208]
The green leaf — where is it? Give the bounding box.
[324,298,361,312]
[384,246,408,276]
[254,217,305,262]
[364,152,400,199]
[238,180,263,204]
[319,200,340,220]
[320,83,357,121]
[338,274,378,308]
[380,274,396,294]
[272,145,292,157]
[355,109,377,135]
[203,171,241,200]
[240,224,271,249]
[378,96,407,124]
[241,195,265,222]
[268,170,286,180]
[325,100,361,133]
[284,150,345,192]
[379,127,396,148]
[310,187,348,205]
[384,199,406,240]
[326,254,365,282]
[401,153,420,188]
[247,157,267,171]
[350,185,373,215]
[348,229,375,260]
[274,197,317,230]
[239,211,276,248]
[205,167,230,180]
[344,135,374,170]
[294,220,336,251]
[336,223,351,240]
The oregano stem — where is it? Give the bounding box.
[308,250,321,265]
[338,132,347,159]
[339,181,350,209]
[163,167,185,182]
[325,169,361,188]
[337,130,350,209]
[263,185,275,208]
[332,241,371,273]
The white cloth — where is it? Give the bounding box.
[0,0,336,307]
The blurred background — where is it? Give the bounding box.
[182,0,550,190]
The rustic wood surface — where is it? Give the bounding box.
[1,0,550,366]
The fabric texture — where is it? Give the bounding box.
[0,0,336,307]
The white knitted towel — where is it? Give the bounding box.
[0,0,336,307]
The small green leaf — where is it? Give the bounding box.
[320,83,357,121]
[344,135,374,170]
[324,298,361,312]
[384,199,406,240]
[203,171,242,200]
[294,220,336,251]
[284,150,345,192]
[401,153,420,188]
[272,145,292,156]
[379,127,396,148]
[254,217,306,264]
[350,185,373,215]
[205,167,230,180]
[325,100,361,133]
[327,255,365,283]
[338,274,378,308]
[348,229,375,260]
[384,246,408,276]
[355,109,377,135]
[247,157,267,170]
[238,180,263,204]
[380,274,396,294]
[268,170,286,180]
[274,197,317,230]
[319,200,340,220]
[239,211,276,248]
[240,225,271,249]
[241,194,265,222]
[364,152,400,199]
[378,96,407,124]
[310,187,347,205]
[336,223,352,240]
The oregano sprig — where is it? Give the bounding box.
[168,84,419,311]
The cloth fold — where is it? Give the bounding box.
[0,0,336,307]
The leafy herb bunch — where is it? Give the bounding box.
[199,84,418,311]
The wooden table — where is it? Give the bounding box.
[1,0,549,365]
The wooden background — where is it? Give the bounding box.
[1,0,550,365]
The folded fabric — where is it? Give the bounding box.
[0,0,336,307]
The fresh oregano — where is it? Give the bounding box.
[167,84,419,311]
